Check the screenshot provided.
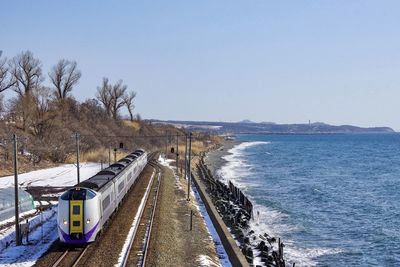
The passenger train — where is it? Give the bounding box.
[57,149,147,244]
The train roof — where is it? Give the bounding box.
[77,149,146,191]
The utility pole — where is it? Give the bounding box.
[13,134,21,246]
[108,146,111,166]
[165,131,168,156]
[114,148,117,162]
[187,132,192,201]
[184,133,188,180]
[75,133,80,184]
[176,133,179,174]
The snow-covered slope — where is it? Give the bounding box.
[0,163,102,188]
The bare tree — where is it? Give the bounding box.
[123,90,136,121]
[110,80,127,120]
[8,51,44,131]
[0,56,15,93]
[96,78,128,120]
[9,51,43,97]
[31,87,54,140]
[96,77,113,116]
[49,59,81,101]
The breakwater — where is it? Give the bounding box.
[196,155,291,267]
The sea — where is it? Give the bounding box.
[216,134,400,266]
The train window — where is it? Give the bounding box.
[60,188,96,200]
[102,195,110,210]
[71,189,86,200]
[73,205,80,215]
[60,191,70,200]
[86,189,96,199]
[73,221,80,227]
[118,181,124,192]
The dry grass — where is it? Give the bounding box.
[0,169,12,177]
[65,148,127,164]
[122,120,141,130]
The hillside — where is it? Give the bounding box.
[149,120,395,134]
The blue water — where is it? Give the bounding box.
[217,134,400,266]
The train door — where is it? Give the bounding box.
[69,200,84,239]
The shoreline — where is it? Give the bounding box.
[204,139,240,179]
[199,139,291,267]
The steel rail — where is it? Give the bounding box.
[119,161,158,267]
[51,245,89,267]
[141,163,162,267]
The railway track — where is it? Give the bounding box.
[34,152,161,267]
[51,245,89,267]
[119,160,162,267]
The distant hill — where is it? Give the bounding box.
[148,120,395,134]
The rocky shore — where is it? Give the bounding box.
[197,141,292,267]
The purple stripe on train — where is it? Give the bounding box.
[59,222,99,244]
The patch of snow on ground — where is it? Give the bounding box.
[158,155,182,189]
[191,180,232,267]
[0,162,102,188]
[197,254,220,267]
[0,206,58,266]
[157,154,175,168]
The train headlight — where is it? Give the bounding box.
[63,219,68,225]
[86,219,91,224]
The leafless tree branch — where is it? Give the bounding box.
[49,59,81,100]
[0,56,15,93]
[123,90,136,121]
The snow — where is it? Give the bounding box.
[191,179,232,267]
[157,154,175,167]
[0,162,102,266]
[0,162,102,188]
[197,255,220,267]
[115,170,157,267]
[0,207,58,266]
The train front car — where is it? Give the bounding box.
[58,187,101,244]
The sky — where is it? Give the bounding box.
[1,1,400,130]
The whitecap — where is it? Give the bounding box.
[215,140,344,266]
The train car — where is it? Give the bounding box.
[57,149,147,244]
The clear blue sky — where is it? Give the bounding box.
[1,1,400,130]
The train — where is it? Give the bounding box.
[57,149,147,244]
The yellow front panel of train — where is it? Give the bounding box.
[69,200,83,234]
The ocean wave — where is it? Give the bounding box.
[216,140,344,266]
[250,204,344,266]
[217,141,270,184]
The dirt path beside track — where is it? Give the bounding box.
[146,166,221,266]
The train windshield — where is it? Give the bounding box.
[60,188,96,200]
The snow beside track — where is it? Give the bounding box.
[0,162,102,266]
[0,207,58,266]
[0,162,102,188]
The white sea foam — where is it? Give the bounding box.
[217,141,270,185]
[249,204,344,266]
[216,141,344,266]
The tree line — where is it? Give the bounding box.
[0,50,167,167]
[0,50,137,127]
